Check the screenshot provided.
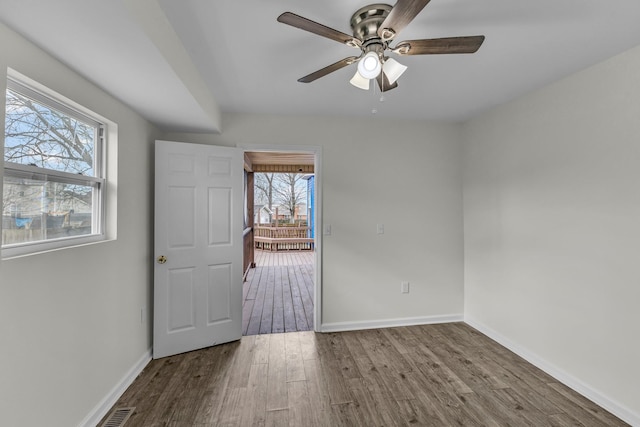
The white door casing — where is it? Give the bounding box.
[154,140,243,359]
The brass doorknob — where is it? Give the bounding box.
[157,255,167,264]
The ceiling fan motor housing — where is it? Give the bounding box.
[350,4,392,44]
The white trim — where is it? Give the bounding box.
[321,314,464,333]
[78,348,152,427]
[238,143,323,332]
[6,163,104,185]
[313,149,322,331]
[3,234,109,260]
[7,78,102,128]
[465,317,640,427]
[7,68,112,126]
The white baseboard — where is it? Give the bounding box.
[78,348,152,427]
[320,313,464,333]
[465,317,640,427]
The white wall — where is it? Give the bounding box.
[165,113,465,329]
[0,23,157,427]
[463,44,640,422]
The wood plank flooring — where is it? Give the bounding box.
[243,250,314,336]
[103,323,628,426]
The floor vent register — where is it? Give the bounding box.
[100,407,135,427]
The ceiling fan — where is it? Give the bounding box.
[277,0,485,92]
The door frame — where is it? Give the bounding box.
[239,143,323,332]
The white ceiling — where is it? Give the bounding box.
[2,0,640,133]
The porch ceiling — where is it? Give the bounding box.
[245,152,315,173]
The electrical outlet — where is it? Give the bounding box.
[377,223,384,234]
[323,224,332,235]
[401,281,410,293]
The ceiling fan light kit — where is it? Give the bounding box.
[277,0,485,92]
[350,70,372,90]
[357,51,382,79]
[382,57,408,84]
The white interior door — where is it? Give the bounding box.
[153,140,243,359]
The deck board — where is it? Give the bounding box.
[282,267,298,333]
[259,267,276,335]
[243,250,314,335]
[272,267,285,334]
[293,261,314,328]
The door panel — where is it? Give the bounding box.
[208,188,231,245]
[168,186,196,248]
[167,268,196,332]
[154,140,242,359]
[207,263,232,323]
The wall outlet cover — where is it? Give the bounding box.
[401,281,410,293]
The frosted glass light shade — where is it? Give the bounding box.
[350,70,370,90]
[357,52,382,79]
[382,58,407,84]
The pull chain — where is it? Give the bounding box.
[372,74,386,114]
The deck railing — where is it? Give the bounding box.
[254,225,313,251]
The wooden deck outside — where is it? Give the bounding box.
[242,250,315,336]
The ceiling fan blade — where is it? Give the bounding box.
[376,72,398,92]
[394,36,485,55]
[378,0,431,40]
[298,56,360,83]
[278,12,360,47]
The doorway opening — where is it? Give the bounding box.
[241,149,319,336]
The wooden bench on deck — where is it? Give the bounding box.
[254,236,314,251]
[254,225,314,251]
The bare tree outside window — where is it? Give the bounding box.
[274,173,306,224]
[254,172,275,223]
[4,89,95,175]
[254,172,308,225]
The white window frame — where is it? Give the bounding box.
[2,77,107,258]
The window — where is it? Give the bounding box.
[2,78,106,256]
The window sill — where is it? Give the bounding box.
[1,234,111,260]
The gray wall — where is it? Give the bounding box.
[463,44,640,420]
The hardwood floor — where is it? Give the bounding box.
[243,250,314,336]
[103,323,628,426]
